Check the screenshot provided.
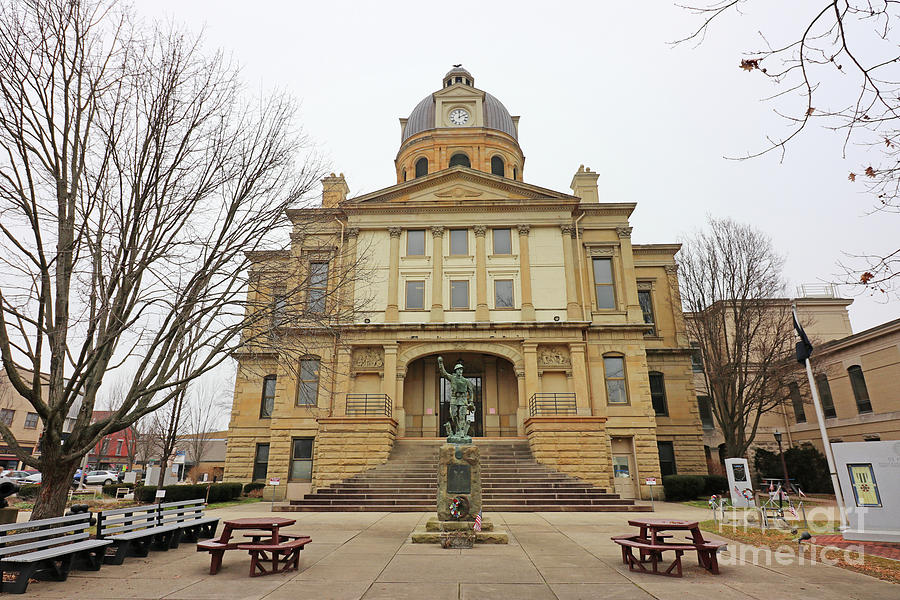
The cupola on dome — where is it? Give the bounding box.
[402,67,517,142]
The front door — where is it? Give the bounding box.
[612,454,636,499]
[439,376,482,437]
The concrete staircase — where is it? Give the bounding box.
[279,438,650,512]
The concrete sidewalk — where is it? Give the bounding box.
[23,502,897,599]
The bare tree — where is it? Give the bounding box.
[679,217,802,458]
[0,0,350,518]
[183,380,220,482]
[676,1,900,291]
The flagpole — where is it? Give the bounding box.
[792,303,848,528]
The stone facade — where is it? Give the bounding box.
[223,67,707,500]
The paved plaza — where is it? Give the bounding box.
[21,502,897,599]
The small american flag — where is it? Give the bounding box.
[797,487,807,498]
[473,511,482,532]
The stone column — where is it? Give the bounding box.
[569,343,591,415]
[523,342,539,406]
[517,224,535,321]
[616,226,641,322]
[385,227,402,322]
[395,371,406,436]
[430,226,444,321]
[333,344,353,416]
[515,369,527,433]
[342,227,359,316]
[382,343,398,412]
[474,225,489,321]
[560,225,580,321]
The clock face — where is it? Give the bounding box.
[449,108,469,125]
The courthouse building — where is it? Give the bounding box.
[223,67,707,501]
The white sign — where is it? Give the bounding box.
[833,441,900,543]
[173,450,186,464]
[725,458,755,508]
[268,477,281,486]
[645,478,657,486]
[155,489,166,499]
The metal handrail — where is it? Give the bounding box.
[345,394,392,417]
[529,393,577,417]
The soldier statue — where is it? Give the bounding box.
[437,356,475,443]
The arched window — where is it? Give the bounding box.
[401,168,407,182]
[260,375,276,418]
[847,365,872,413]
[449,153,470,168]
[603,355,627,404]
[491,155,505,177]
[415,157,428,178]
[297,358,320,406]
[512,166,518,180]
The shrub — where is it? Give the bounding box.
[135,483,243,504]
[243,482,265,495]
[101,482,135,497]
[753,443,833,493]
[702,474,729,495]
[662,474,705,501]
[15,483,40,501]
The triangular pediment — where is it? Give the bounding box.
[433,85,482,99]
[347,166,579,205]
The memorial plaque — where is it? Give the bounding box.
[448,464,471,494]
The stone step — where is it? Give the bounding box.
[276,504,651,512]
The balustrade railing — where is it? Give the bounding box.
[345,394,392,417]
[528,393,577,417]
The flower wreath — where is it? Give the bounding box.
[741,488,754,501]
[708,495,718,508]
[449,496,469,520]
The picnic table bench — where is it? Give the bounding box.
[97,504,179,564]
[197,516,301,576]
[0,513,112,594]
[611,519,727,577]
[237,534,311,577]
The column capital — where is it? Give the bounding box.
[430,225,445,237]
[382,343,399,353]
[567,342,587,353]
[473,225,487,237]
[616,226,633,239]
[388,227,402,238]
[664,264,678,274]
[560,224,575,237]
[517,224,531,235]
[344,227,360,241]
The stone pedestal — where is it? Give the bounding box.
[411,443,508,545]
[437,443,481,521]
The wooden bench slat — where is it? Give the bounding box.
[0,513,89,533]
[100,513,157,528]
[0,532,88,556]
[0,539,111,563]
[105,523,180,541]
[159,499,204,509]
[102,521,164,536]
[0,522,90,544]
[99,504,159,516]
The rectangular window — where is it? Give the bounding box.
[252,443,269,481]
[450,229,468,255]
[100,438,110,455]
[450,280,469,309]
[494,279,514,308]
[815,374,837,419]
[407,230,425,256]
[23,412,39,429]
[0,409,13,426]
[405,280,425,310]
[604,356,628,404]
[690,342,704,372]
[290,437,314,480]
[272,285,287,326]
[492,228,512,254]
[789,383,806,423]
[260,375,276,418]
[848,366,872,413]
[657,441,677,477]
[297,359,320,406]
[697,396,714,429]
[638,290,656,336]
[116,439,124,456]
[307,261,329,313]
[649,371,668,416]
[592,258,615,309]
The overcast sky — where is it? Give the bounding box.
[140,0,900,333]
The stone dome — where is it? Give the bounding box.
[401,70,517,142]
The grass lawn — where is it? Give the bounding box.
[699,519,900,584]
[208,497,262,510]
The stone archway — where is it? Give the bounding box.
[398,343,523,438]
[397,341,524,374]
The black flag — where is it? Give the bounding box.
[793,312,813,364]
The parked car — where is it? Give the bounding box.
[0,471,32,483]
[82,470,119,485]
[23,472,41,484]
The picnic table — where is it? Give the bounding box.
[611,518,726,577]
[197,517,303,576]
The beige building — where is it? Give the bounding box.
[784,316,900,449]
[224,67,707,500]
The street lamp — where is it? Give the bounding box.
[773,429,793,504]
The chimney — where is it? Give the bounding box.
[321,173,349,208]
[570,165,599,203]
